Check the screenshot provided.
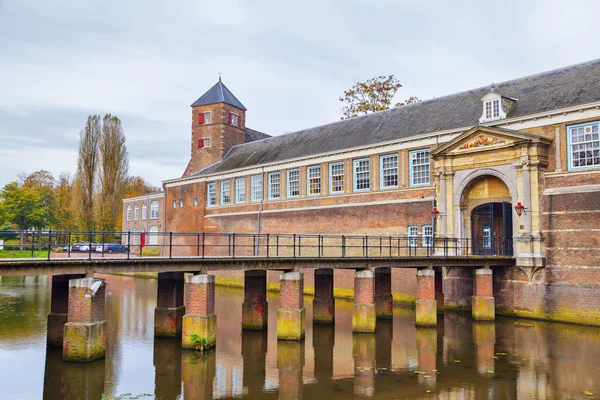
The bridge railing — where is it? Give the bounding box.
[0,230,514,260]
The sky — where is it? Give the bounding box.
[1,0,599,188]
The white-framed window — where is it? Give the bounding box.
[126,205,131,221]
[329,162,344,194]
[268,172,280,200]
[204,112,211,124]
[134,204,139,220]
[179,199,184,208]
[485,99,500,120]
[353,158,370,192]
[408,226,418,248]
[133,228,138,245]
[150,201,159,219]
[125,228,130,245]
[307,165,321,196]
[236,177,246,204]
[287,169,300,198]
[193,197,198,206]
[569,122,600,169]
[231,113,239,126]
[221,180,231,205]
[141,203,147,220]
[380,154,399,189]
[148,226,159,245]
[207,182,217,207]
[422,225,433,248]
[410,149,430,186]
[203,137,211,148]
[251,175,263,202]
[482,225,492,249]
[172,200,176,208]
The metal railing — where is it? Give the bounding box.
[0,230,514,261]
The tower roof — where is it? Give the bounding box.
[191,77,247,110]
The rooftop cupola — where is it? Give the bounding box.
[479,85,517,123]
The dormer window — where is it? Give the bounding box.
[479,92,515,123]
[485,99,500,120]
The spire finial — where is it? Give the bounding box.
[490,82,495,92]
[218,72,222,82]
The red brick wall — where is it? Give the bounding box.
[474,270,493,297]
[416,271,435,301]
[279,274,304,309]
[184,278,214,316]
[354,273,374,305]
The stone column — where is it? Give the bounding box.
[472,268,495,321]
[473,322,496,375]
[47,274,85,347]
[63,277,107,362]
[352,270,376,333]
[313,268,335,325]
[277,272,305,341]
[242,270,268,330]
[182,274,216,350]
[278,341,305,400]
[353,333,375,397]
[155,272,185,338]
[435,267,444,314]
[242,331,267,396]
[416,327,437,388]
[416,269,437,327]
[375,267,393,320]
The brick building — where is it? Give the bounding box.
[124,60,600,326]
[122,191,165,248]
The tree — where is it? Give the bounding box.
[339,75,420,119]
[54,172,76,231]
[75,115,101,231]
[0,179,55,230]
[97,114,129,232]
[124,176,160,199]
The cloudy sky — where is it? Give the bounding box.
[1,0,599,187]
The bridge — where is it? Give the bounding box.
[0,230,514,362]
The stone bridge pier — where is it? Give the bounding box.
[155,272,185,338]
[47,274,85,347]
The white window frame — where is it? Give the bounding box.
[236,177,246,204]
[126,205,131,221]
[203,137,211,148]
[422,225,433,248]
[179,199,184,208]
[204,112,211,124]
[307,165,321,196]
[231,114,239,126]
[150,201,159,219]
[141,203,147,220]
[207,182,217,207]
[172,200,176,208]
[221,180,231,205]
[568,121,600,170]
[287,169,300,198]
[193,197,198,206]
[133,228,138,245]
[251,175,263,202]
[353,158,370,192]
[380,154,399,189]
[482,225,492,249]
[268,172,281,200]
[134,204,139,220]
[125,228,130,245]
[408,226,418,248]
[329,162,344,194]
[409,149,430,187]
[148,226,158,245]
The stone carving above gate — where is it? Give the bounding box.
[460,134,506,150]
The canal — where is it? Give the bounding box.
[0,274,599,399]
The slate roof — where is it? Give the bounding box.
[245,127,271,143]
[197,59,600,176]
[191,77,247,110]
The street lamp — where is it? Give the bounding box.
[514,202,528,217]
[432,207,441,220]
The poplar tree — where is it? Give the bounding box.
[75,115,101,231]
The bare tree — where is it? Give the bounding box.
[97,114,129,232]
[75,115,101,231]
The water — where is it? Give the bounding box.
[1,274,599,399]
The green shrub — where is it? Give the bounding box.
[141,247,161,257]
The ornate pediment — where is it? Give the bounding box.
[457,133,507,151]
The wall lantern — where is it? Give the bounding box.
[432,207,441,220]
[514,202,528,217]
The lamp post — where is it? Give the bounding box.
[514,202,527,217]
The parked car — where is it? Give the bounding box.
[94,243,128,253]
[65,242,92,252]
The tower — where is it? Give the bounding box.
[184,77,247,176]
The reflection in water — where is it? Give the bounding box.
[1,274,600,399]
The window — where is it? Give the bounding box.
[172,200,176,208]
[134,204,139,220]
[353,158,370,192]
[193,197,198,206]
[207,182,217,206]
[307,165,321,196]
[482,225,492,249]
[221,180,231,205]
[204,112,211,124]
[287,169,300,198]
[485,99,500,120]
[236,177,246,204]
[125,228,130,245]
[141,203,147,220]
[150,201,159,219]
[329,162,344,194]
[569,122,600,169]
[203,138,211,148]
[408,226,418,248]
[422,225,433,248]
[126,205,131,221]
[380,154,399,189]
[251,175,263,202]
[148,226,159,245]
[133,228,138,245]
[231,113,239,126]
[268,172,280,200]
[410,149,430,186]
